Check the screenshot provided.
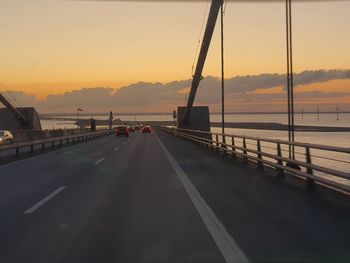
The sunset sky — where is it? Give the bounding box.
[0,0,350,112]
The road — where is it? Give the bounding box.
[0,128,349,262]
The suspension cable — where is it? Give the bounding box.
[191,0,210,77]
[0,83,17,108]
[221,1,226,143]
[223,0,228,14]
[286,0,295,159]
[0,82,22,108]
[184,0,210,106]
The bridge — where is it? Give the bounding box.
[1,0,349,262]
[0,127,349,262]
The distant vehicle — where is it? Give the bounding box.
[0,130,14,145]
[134,126,140,131]
[142,126,151,133]
[128,126,135,132]
[116,126,129,137]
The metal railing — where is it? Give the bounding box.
[0,130,112,163]
[161,126,350,194]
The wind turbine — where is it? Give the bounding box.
[336,104,340,120]
[301,105,304,120]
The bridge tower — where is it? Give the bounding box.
[178,0,223,132]
[0,92,42,130]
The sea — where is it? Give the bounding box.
[41,112,350,147]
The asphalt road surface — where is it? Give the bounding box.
[0,128,349,263]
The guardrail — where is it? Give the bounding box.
[161,126,350,194]
[0,129,112,163]
[11,128,92,143]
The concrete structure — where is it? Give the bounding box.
[177,106,210,132]
[0,107,42,130]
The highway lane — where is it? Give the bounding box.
[0,131,226,263]
[1,127,350,262]
[0,132,111,164]
[0,134,130,262]
[0,135,124,214]
[157,128,350,262]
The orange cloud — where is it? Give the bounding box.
[248,86,284,95]
[2,81,126,100]
[296,79,350,94]
[177,87,190,94]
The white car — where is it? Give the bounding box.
[0,130,14,145]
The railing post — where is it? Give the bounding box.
[221,135,227,155]
[16,147,19,156]
[30,145,34,153]
[257,140,263,169]
[59,140,62,147]
[214,134,219,152]
[243,138,248,162]
[202,132,207,149]
[42,143,45,151]
[185,130,193,140]
[305,147,315,189]
[51,141,54,148]
[200,133,206,147]
[276,142,284,177]
[196,131,201,146]
[208,134,213,149]
[231,136,236,159]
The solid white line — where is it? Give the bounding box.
[94,157,105,165]
[24,186,66,215]
[114,146,119,152]
[154,134,249,263]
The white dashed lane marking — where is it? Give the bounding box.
[24,186,66,215]
[94,157,105,165]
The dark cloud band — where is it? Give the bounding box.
[3,69,350,111]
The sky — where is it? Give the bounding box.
[0,0,350,113]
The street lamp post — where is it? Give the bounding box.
[77,108,83,131]
[173,110,177,127]
[220,2,226,145]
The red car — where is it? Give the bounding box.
[116,126,129,137]
[142,126,151,133]
[128,126,135,132]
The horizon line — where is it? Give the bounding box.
[39,111,350,116]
